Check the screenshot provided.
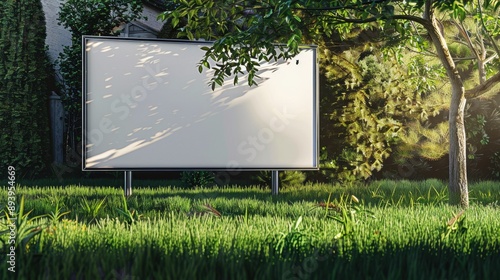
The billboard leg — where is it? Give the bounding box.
[124,171,132,197]
[271,170,279,195]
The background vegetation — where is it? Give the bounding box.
[1,0,498,185]
[159,0,500,208]
[0,0,53,178]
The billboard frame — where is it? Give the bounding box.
[82,36,319,171]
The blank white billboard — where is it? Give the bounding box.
[83,36,318,170]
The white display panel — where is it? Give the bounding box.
[83,36,318,170]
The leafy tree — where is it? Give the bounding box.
[57,0,144,153]
[464,97,500,179]
[0,0,52,177]
[160,0,500,208]
[322,45,448,181]
[388,6,500,180]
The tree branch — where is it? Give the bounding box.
[320,14,432,29]
[450,20,481,60]
[453,56,478,61]
[484,53,498,64]
[291,0,392,12]
[466,71,500,98]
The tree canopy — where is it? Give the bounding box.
[160,0,500,207]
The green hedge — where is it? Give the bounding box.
[0,0,52,177]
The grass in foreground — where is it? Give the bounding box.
[0,179,499,279]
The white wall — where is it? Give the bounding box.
[41,0,72,65]
[41,0,164,66]
[136,5,164,32]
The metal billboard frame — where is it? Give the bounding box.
[82,36,319,173]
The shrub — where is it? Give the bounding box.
[181,171,215,188]
[253,171,306,187]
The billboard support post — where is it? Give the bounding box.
[124,171,132,197]
[271,170,279,195]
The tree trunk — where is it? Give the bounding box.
[424,5,469,207]
[448,82,469,208]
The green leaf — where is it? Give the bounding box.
[172,16,179,28]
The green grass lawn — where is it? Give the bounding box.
[1,179,499,279]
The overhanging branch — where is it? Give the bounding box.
[318,14,432,29]
[291,0,392,12]
[466,71,500,98]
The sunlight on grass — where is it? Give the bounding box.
[0,180,499,279]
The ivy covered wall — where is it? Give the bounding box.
[0,0,53,177]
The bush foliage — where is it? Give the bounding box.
[0,0,52,177]
[180,171,215,188]
[253,170,307,187]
